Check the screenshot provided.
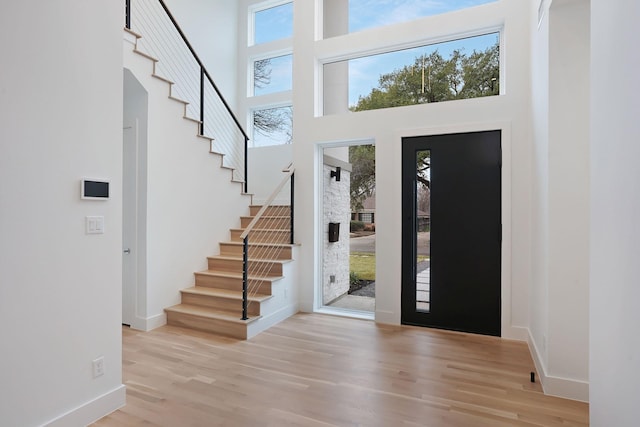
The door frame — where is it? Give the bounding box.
[123,68,149,331]
[401,130,502,335]
[314,138,376,320]
[122,120,138,327]
[394,121,519,340]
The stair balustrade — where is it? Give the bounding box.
[125,0,249,191]
[240,165,295,320]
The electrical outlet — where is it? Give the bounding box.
[330,275,335,283]
[92,357,105,378]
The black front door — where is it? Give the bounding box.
[401,131,501,336]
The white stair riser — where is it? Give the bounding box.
[181,292,261,316]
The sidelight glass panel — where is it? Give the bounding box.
[415,150,430,312]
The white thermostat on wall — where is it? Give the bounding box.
[81,178,110,200]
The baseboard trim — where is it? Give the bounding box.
[526,328,589,402]
[128,313,167,332]
[502,325,529,341]
[143,313,167,331]
[128,315,147,331]
[374,310,399,325]
[45,384,125,427]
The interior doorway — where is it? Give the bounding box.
[122,69,148,329]
[401,130,501,336]
[320,143,376,316]
[122,121,137,327]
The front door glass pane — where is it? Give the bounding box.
[416,150,430,312]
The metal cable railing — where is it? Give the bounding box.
[240,165,295,320]
[125,0,249,189]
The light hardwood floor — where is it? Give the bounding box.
[94,313,588,426]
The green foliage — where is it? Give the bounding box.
[349,271,361,287]
[349,145,375,212]
[350,220,365,231]
[352,42,499,113]
[347,43,498,208]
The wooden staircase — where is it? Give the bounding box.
[164,205,294,339]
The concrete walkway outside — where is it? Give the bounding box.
[328,294,375,312]
[327,232,430,312]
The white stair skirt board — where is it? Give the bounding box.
[247,302,300,339]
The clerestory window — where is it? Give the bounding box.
[323,32,500,114]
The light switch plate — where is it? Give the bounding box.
[86,216,105,234]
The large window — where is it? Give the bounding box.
[252,2,293,45]
[246,1,294,147]
[252,105,293,147]
[253,54,293,96]
[323,32,500,114]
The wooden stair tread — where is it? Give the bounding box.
[124,27,142,39]
[168,95,189,105]
[241,215,291,219]
[165,304,260,324]
[152,73,174,85]
[133,48,158,62]
[195,270,283,281]
[181,286,271,301]
[221,241,292,248]
[230,227,290,232]
[208,255,292,263]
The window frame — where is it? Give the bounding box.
[248,0,294,47]
[249,103,294,148]
[249,50,294,97]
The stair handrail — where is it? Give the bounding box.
[240,164,295,320]
[125,0,250,192]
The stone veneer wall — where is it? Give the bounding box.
[322,155,352,304]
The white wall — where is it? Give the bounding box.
[292,0,532,337]
[590,0,640,424]
[0,1,125,425]
[247,144,293,204]
[124,39,252,330]
[163,0,239,107]
[528,0,550,394]
[547,0,590,397]
[528,0,590,401]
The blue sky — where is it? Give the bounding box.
[254,3,293,44]
[349,0,497,33]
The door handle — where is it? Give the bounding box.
[123,248,131,254]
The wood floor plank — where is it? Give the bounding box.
[94,313,588,426]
